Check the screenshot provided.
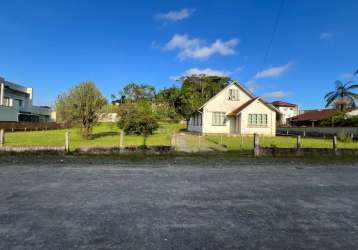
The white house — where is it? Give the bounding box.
[98,112,119,122]
[271,101,299,125]
[187,81,280,136]
[0,76,53,122]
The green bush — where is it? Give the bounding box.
[117,102,159,145]
[319,114,358,127]
[337,130,353,143]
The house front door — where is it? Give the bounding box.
[236,115,241,134]
[229,117,236,134]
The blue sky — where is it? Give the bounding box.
[0,0,357,109]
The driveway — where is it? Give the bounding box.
[1,158,358,249]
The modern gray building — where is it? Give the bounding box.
[0,76,53,122]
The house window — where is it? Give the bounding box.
[248,114,268,126]
[192,114,202,126]
[228,89,239,101]
[212,112,225,126]
[3,97,12,107]
[16,99,23,107]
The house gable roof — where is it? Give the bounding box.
[227,97,281,116]
[227,98,259,116]
[198,81,255,110]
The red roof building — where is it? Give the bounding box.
[271,101,297,108]
[288,109,339,126]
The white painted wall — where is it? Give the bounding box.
[202,84,252,134]
[98,113,119,122]
[240,99,276,136]
[346,110,358,117]
[187,83,277,135]
[277,106,298,124]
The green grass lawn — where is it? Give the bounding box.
[4,122,185,151]
[184,134,358,151]
[5,123,358,152]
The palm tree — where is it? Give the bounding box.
[324,80,358,111]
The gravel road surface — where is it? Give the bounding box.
[1,158,358,249]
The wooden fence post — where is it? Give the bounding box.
[120,130,124,149]
[65,131,70,152]
[0,129,4,147]
[171,133,176,148]
[220,135,223,145]
[333,135,337,154]
[253,133,260,157]
[296,135,301,149]
[198,134,201,151]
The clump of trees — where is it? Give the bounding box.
[55,75,230,142]
[175,75,229,121]
[112,75,230,143]
[112,75,230,122]
[55,81,107,139]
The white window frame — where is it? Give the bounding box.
[192,114,202,126]
[212,112,226,126]
[228,89,239,101]
[248,114,268,127]
[3,97,12,107]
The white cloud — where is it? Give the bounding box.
[262,91,290,98]
[320,32,335,40]
[164,34,240,60]
[340,72,354,79]
[155,8,195,22]
[185,68,229,77]
[169,75,181,81]
[235,66,245,73]
[244,80,257,92]
[170,68,230,80]
[254,63,291,79]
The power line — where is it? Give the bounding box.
[260,0,285,71]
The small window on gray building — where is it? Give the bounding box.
[16,99,23,107]
[3,97,11,107]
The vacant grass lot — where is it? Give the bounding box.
[185,134,358,151]
[4,122,185,151]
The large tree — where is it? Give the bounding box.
[324,80,358,111]
[177,75,230,120]
[120,83,156,102]
[55,81,107,139]
[155,86,182,121]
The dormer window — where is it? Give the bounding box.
[228,89,239,101]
